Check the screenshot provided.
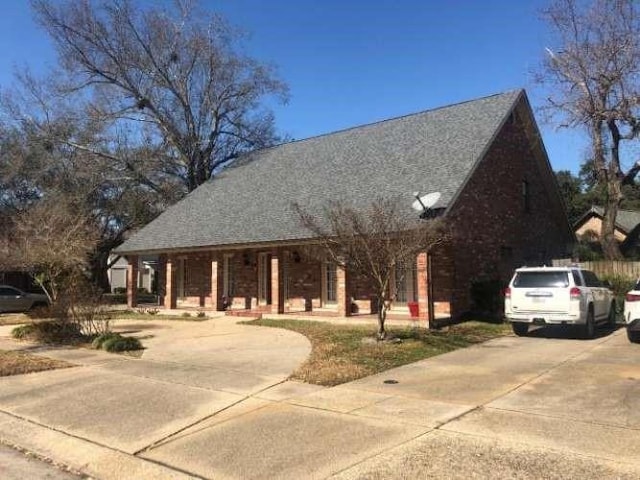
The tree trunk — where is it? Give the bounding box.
[600,121,624,260]
[89,247,113,293]
[377,298,387,341]
[601,186,623,259]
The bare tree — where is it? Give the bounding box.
[294,198,448,340]
[0,0,288,290]
[0,196,98,304]
[0,119,164,291]
[539,0,640,259]
[30,0,288,193]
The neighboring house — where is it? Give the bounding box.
[115,89,574,321]
[107,255,157,293]
[575,206,640,243]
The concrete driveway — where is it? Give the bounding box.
[1,321,640,479]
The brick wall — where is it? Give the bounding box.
[430,245,454,316]
[349,271,377,315]
[179,253,212,307]
[443,104,573,317]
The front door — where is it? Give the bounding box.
[177,258,187,300]
[322,262,337,306]
[393,262,416,306]
[258,253,271,305]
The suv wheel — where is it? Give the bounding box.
[582,309,595,340]
[512,322,529,337]
[628,329,640,343]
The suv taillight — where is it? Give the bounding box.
[504,287,511,299]
[570,287,581,300]
[626,293,640,302]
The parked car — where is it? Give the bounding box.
[623,280,640,343]
[504,266,615,338]
[0,285,49,313]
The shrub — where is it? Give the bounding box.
[12,324,36,339]
[470,279,504,317]
[113,287,127,294]
[92,332,120,349]
[197,311,206,318]
[12,321,83,344]
[182,312,192,317]
[599,274,635,298]
[101,335,142,352]
[103,293,127,304]
[600,274,635,318]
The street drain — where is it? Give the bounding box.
[383,379,399,384]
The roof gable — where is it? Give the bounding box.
[575,206,640,234]
[117,90,523,254]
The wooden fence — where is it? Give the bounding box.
[552,259,640,280]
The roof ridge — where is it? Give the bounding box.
[261,89,524,151]
[590,205,640,214]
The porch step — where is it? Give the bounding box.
[225,310,263,319]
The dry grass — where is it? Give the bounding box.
[0,350,74,377]
[0,313,36,326]
[243,319,512,386]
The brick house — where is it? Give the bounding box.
[115,90,574,321]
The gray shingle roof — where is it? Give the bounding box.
[584,206,640,233]
[116,90,523,254]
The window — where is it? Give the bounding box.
[582,271,601,288]
[0,287,20,296]
[513,271,569,288]
[283,256,289,303]
[177,258,188,298]
[258,253,270,305]
[522,180,531,213]
[393,262,417,304]
[223,254,235,298]
[322,263,337,305]
[500,246,513,260]
[571,270,583,286]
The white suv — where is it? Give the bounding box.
[623,281,640,343]
[504,266,615,338]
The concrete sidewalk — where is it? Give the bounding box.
[2,319,640,479]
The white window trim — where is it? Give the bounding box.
[257,252,270,305]
[321,262,338,306]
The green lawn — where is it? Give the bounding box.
[243,319,512,386]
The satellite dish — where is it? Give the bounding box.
[412,191,441,212]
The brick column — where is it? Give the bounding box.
[417,252,429,322]
[337,263,351,317]
[271,250,285,314]
[210,255,222,311]
[165,255,177,309]
[126,255,139,308]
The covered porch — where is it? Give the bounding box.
[125,245,452,322]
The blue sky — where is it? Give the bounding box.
[0,0,590,173]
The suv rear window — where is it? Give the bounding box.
[512,271,569,288]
